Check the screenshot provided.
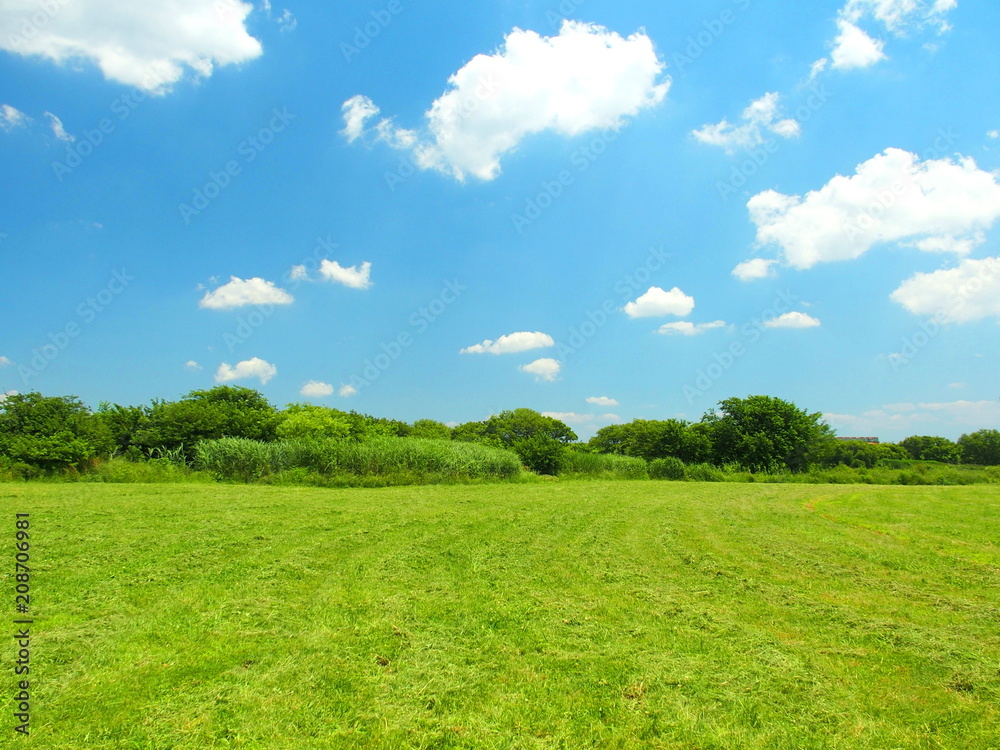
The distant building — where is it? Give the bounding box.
[835,436,880,444]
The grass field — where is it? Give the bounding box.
[3,481,999,749]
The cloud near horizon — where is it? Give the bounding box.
[300,380,334,397]
[215,357,277,385]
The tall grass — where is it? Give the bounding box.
[559,451,649,479]
[194,436,522,483]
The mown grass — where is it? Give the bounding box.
[5,481,999,749]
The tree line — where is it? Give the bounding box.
[1,387,998,477]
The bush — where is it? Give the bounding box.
[512,435,566,476]
[649,457,686,480]
[0,456,38,481]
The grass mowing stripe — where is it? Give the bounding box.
[4,481,999,749]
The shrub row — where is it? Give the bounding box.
[193,437,523,483]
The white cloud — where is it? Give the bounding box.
[749,148,1000,269]
[830,19,886,70]
[44,111,73,141]
[988,130,1000,140]
[949,382,966,389]
[215,357,277,385]
[300,380,334,398]
[0,356,10,367]
[764,312,822,329]
[842,0,957,33]
[276,9,296,32]
[693,92,800,153]
[0,104,28,131]
[0,390,18,404]
[826,399,1000,439]
[890,256,1000,322]
[586,396,619,407]
[199,276,294,309]
[520,358,561,382]
[342,21,669,181]
[340,96,418,150]
[319,260,372,289]
[460,331,554,355]
[822,0,957,73]
[288,264,308,281]
[341,95,381,143]
[732,258,778,281]
[657,320,728,336]
[542,411,620,427]
[623,286,695,319]
[339,384,358,398]
[185,360,203,371]
[0,0,262,93]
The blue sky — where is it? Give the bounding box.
[1,0,999,441]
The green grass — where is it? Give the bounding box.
[5,482,1000,748]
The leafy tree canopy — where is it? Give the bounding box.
[702,395,830,473]
[0,392,111,469]
[958,429,1000,466]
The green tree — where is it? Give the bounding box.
[276,404,352,440]
[813,440,908,469]
[702,395,829,473]
[588,424,630,455]
[958,429,1000,466]
[409,419,453,440]
[0,392,111,470]
[590,420,712,463]
[95,402,148,456]
[454,409,576,474]
[899,435,960,464]
[134,386,278,460]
